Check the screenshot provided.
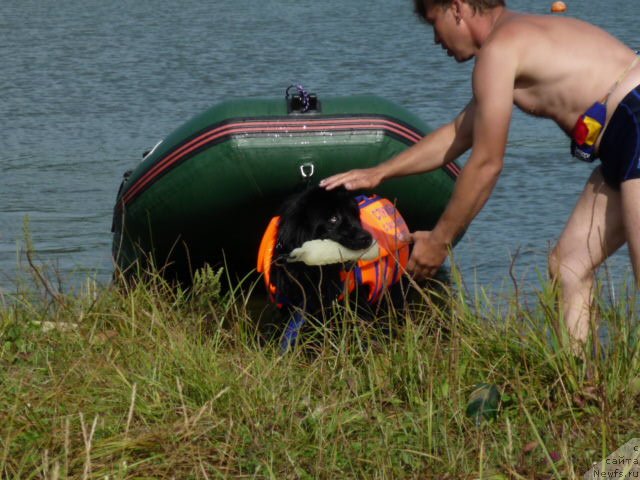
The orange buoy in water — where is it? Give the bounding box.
[551,1,567,13]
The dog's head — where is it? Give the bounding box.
[276,186,373,256]
[261,186,373,313]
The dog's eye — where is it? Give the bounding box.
[328,215,340,225]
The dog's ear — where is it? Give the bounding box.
[275,186,323,251]
[275,206,313,254]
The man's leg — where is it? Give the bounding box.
[549,167,626,346]
[621,178,640,283]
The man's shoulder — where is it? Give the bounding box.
[490,11,594,44]
[485,12,612,65]
[488,13,544,44]
[481,12,569,59]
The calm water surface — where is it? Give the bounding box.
[2,0,639,298]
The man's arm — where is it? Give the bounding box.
[407,43,518,277]
[381,100,476,177]
[432,44,515,245]
[320,100,475,190]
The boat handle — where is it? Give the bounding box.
[142,139,163,160]
[300,163,315,179]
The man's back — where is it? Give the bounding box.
[486,13,638,133]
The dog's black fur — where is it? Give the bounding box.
[271,186,373,316]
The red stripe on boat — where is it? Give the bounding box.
[121,117,458,206]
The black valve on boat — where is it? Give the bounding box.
[286,85,319,114]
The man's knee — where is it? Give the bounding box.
[548,247,593,288]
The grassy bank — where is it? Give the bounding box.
[1,263,639,479]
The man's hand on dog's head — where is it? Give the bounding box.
[401,231,449,279]
[320,167,384,191]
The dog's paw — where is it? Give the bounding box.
[288,239,380,265]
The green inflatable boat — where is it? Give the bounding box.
[112,88,461,282]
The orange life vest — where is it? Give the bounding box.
[256,214,281,301]
[256,194,410,305]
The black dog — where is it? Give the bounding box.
[257,186,410,350]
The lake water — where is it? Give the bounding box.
[2,0,639,300]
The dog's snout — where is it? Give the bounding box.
[351,229,373,249]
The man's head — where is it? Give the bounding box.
[413,0,506,19]
[414,0,506,62]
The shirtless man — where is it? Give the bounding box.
[320,0,640,348]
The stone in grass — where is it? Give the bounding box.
[465,383,501,424]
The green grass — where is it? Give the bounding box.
[1,260,639,479]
